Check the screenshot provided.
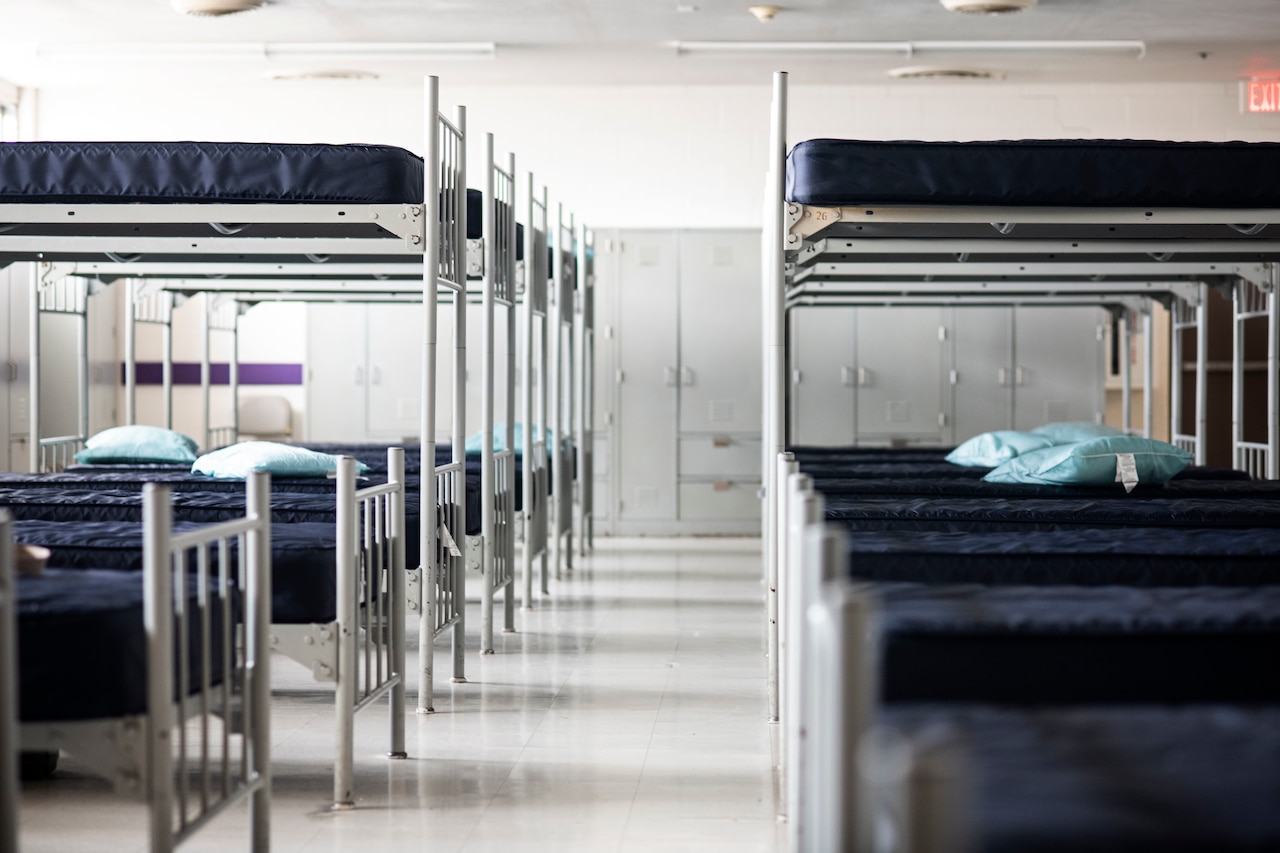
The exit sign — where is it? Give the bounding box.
[1244,80,1280,113]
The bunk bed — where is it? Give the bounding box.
[763,70,1280,851]
[0,78,460,819]
[5,478,272,852]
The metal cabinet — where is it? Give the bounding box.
[1011,307,1105,431]
[600,228,762,535]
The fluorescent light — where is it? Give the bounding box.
[671,39,1145,58]
[30,41,496,62]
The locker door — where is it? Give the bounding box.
[677,230,761,434]
[614,231,679,522]
[952,307,1013,440]
[367,301,427,440]
[4,265,31,471]
[855,307,945,443]
[1012,306,1105,431]
[789,307,855,446]
[305,303,367,441]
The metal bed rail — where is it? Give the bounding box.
[125,280,178,430]
[1233,273,1279,479]
[202,292,242,450]
[1170,284,1208,464]
[550,205,576,579]
[576,224,596,557]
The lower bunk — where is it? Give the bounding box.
[1,486,271,852]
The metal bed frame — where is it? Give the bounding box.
[3,76,462,716]
[521,178,552,608]
[549,207,576,578]
[575,225,596,557]
[16,475,273,853]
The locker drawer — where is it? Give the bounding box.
[678,434,761,478]
[678,480,761,521]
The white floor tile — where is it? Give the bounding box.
[16,537,779,853]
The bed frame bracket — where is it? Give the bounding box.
[270,623,340,682]
[786,204,844,246]
[20,717,148,796]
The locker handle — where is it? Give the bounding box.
[840,366,855,387]
[857,366,871,387]
[371,366,382,386]
[792,369,803,385]
[1015,366,1026,387]
[997,367,1008,387]
[354,366,364,385]
[664,366,679,387]
[681,366,695,386]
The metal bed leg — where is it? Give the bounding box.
[388,449,408,757]
[1270,267,1279,480]
[0,514,17,853]
[1195,284,1208,466]
[333,457,357,810]
[246,473,273,852]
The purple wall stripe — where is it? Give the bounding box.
[122,362,304,386]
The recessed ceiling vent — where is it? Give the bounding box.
[888,65,1004,80]
[269,70,380,81]
[940,0,1036,13]
[171,0,267,17]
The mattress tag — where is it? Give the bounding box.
[438,523,463,558]
[1114,452,1139,493]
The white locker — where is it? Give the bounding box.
[789,307,855,446]
[613,230,680,523]
[1012,307,1105,431]
[855,307,946,444]
[951,307,1015,439]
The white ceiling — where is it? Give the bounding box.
[0,0,1278,88]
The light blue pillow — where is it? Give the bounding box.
[464,423,554,456]
[983,435,1193,492]
[192,441,367,479]
[75,425,199,464]
[1029,421,1125,444]
[945,430,1057,467]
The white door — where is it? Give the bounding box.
[366,302,427,440]
[305,303,367,441]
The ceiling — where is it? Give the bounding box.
[0,0,1278,88]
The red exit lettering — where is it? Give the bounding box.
[1248,80,1280,113]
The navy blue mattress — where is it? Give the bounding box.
[14,519,338,625]
[16,568,229,722]
[822,494,1280,532]
[805,476,1280,499]
[882,705,1280,853]
[873,582,1280,703]
[786,138,1280,208]
[796,459,1251,482]
[0,141,423,204]
[842,527,1280,587]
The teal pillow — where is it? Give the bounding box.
[1029,421,1125,444]
[983,435,1193,492]
[463,423,554,456]
[75,425,199,464]
[945,431,1057,468]
[192,441,367,479]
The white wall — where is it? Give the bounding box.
[25,78,1280,437]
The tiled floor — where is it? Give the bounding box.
[16,537,783,853]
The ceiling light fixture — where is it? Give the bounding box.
[268,69,380,81]
[32,41,497,61]
[748,5,781,22]
[171,0,266,16]
[888,65,1004,79]
[940,0,1036,12]
[671,39,1145,58]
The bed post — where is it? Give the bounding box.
[784,475,822,847]
[387,447,408,754]
[521,172,535,611]
[142,483,177,853]
[1195,283,1208,465]
[481,132,497,654]
[1270,264,1279,480]
[125,278,137,427]
[231,303,241,443]
[504,150,518,633]
[1143,305,1154,439]
[764,69,788,721]
[452,103,468,685]
[1120,309,1132,433]
[0,513,17,853]
[28,265,40,472]
[419,74,441,713]
[202,292,212,449]
[162,295,173,431]
[1233,280,1245,473]
[539,187,551,597]
[76,280,89,451]
[550,203,563,581]
[333,456,358,809]
[245,470,272,852]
